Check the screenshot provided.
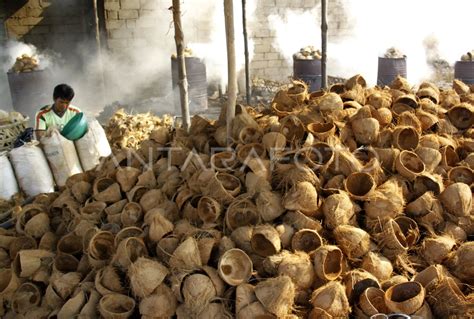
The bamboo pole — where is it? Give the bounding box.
[92,0,107,108]
[242,0,251,105]
[321,0,328,88]
[172,0,191,132]
[224,0,237,144]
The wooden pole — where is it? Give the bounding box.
[321,0,328,88]
[242,0,251,105]
[224,0,237,144]
[92,0,107,107]
[172,0,191,132]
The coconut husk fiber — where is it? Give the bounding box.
[255,275,295,317]
[311,281,350,318]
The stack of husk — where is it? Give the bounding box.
[105,108,174,149]
[0,75,473,318]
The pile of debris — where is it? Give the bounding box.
[9,54,40,73]
[293,46,322,60]
[0,74,473,318]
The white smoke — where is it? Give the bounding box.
[269,0,474,86]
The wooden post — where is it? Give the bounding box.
[224,0,237,144]
[242,0,251,105]
[172,0,191,132]
[92,0,107,107]
[321,0,328,88]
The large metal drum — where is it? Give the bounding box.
[171,57,208,113]
[293,58,322,92]
[454,61,474,84]
[7,69,53,127]
[377,57,407,87]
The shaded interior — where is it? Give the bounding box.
[296,231,322,252]
[391,282,421,302]
[312,143,334,165]
[323,249,342,277]
[310,122,334,133]
[251,233,276,256]
[97,178,114,192]
[398,128,418,150]
[347,173,373,196]
[402,152,424,173]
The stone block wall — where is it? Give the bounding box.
[3,0,90,58]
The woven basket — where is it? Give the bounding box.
[0,118,29,152]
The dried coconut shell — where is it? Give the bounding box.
[443,221,467,242]
[447,103,474,129]
[0,269,21,300]
[256,191,285,222]
[352,117,380,145]
[225,197,259,231]
[395,150,425,180]
[448,165,474,185]
[384,281,425,315]
[13,249,55,279]
[146,208,174,242]
[283,181,318,216]
[334,225,371,259]
[307,122,336,141]
[182,273,217,314]
[255,275,295,317]
[428,276,469,318]
[439,182,472,217]
[313,245,344,281]
[53,253,79,274]
[11,282,41,314]
[450,242,474,284]
[120,202,143,227]
[57,289,86,319]
[197,196,222,224]
[237,301,271,319]
[311,281,350,318]
[251,225,281,257]
[169,237,202,271]
[79,288,100,318]
[52,271,81,300]
[361,252,393,281]
[93,178,122,203]
[343,268,380,303]
[114,226,144,247]
[261,132,286,155]
[344,172,375,200]
[358,287,389,316]
[364,178,405,220]
[291,229,323,254]
[128,257,168,298]
[323,192,354,230]
[318,92,344,113]
[88,231,115,268]
[23,213,50,239]
[415,146,442,172]
[218,248,253,286]
[139,284,177,318]
[95,265,126,296]
[99,293,136,319]
[392,126,419,150]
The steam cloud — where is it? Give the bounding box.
[269,0,474,86]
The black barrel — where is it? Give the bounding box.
[454,61,474,84]
[293,58,322,92]
[171,57,208,113]
[377,57,407,87]
[7,69,53,127]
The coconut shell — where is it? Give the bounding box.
[333,225,371,259]
[251,225,281,257]
[439,182,472,217]
[343,269,380,303]
[255,275,295,317]
[182,273,217,314]
[291,229,323,254]
[52,272,81,300]
[237,301,271,319]
[139,284,177,318]
[395,150,425,180]
[344,172,375,200]
[128,257,168,298]
[95,265,126,296]
[0,269,21,300]
[415,147,442,172]
[358,287,389,316]
[361,252,393,281]
[270,251,315,290]
[116,167,141,192]
[99,293,136,319]
[448,166,474,185]
[364,178,405,220]
[93,178,122,203]
[323,192,354,230]
[275,224,295,249]
[218,248,253,286]
[283,181,319,216]
[449,242,474,284]
[311,281,350,318]
[11,282,41,314]
[13,249,55,279]
[384,281,425,314]
[169,237,202,271]
[256,191,285,222]
[392,126,419,150]
[428,277,468,318]
[313,245,344,281]
[146,208,174,242]
[57,289,86,319]
[447,103,474,129]
[88,231,115,267]
[197,196,222,224]
[120,202,143,227]
[283,210,323,232]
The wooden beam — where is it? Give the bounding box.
[224,0,237,144]
[172,0,191,132]
[321,0,328,88]
[242,0,251,105]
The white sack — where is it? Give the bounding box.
[0,152,19,200]
[75,119,112,171]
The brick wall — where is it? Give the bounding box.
[249,0,351,81]
[3,0,91,60]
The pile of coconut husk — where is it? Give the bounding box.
[104,108,174,149]
[9,54,40,73]
[0,74,473,318]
